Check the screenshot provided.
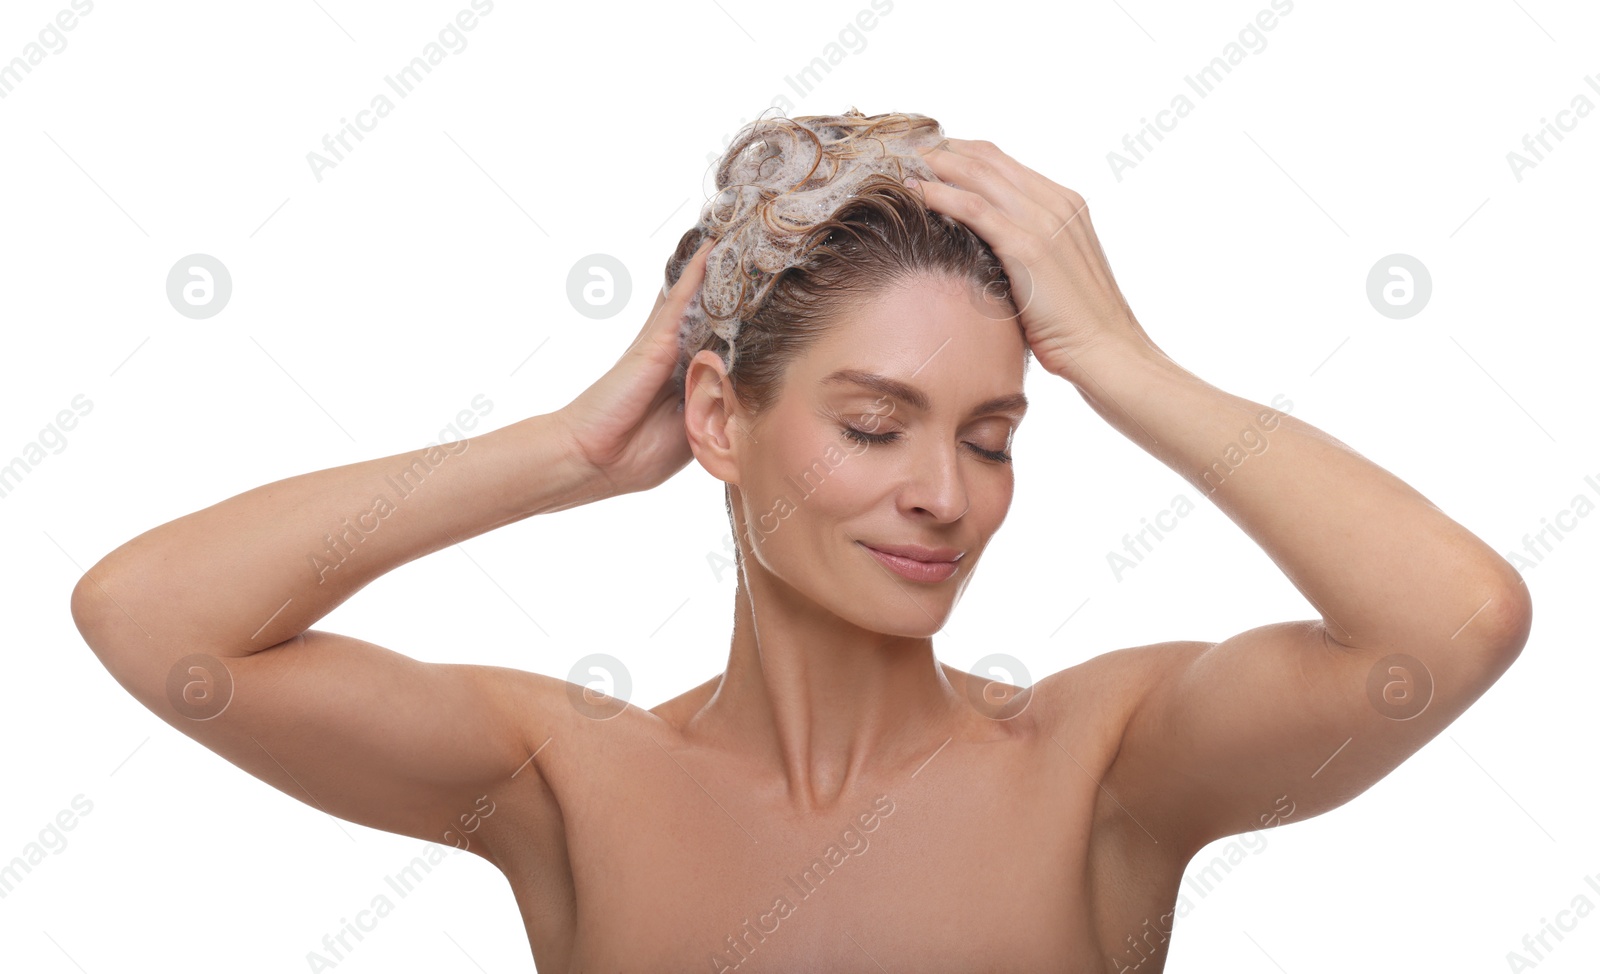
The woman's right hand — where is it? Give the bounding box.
[554,237,716,498]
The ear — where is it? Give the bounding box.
[683,349,747,487]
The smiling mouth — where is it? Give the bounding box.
[858,542,962,583]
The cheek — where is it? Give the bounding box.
[972,460,1011,505]
[741,425,857,540]
[974,467,1016,520]
[752,432,879,563]
[791,423,886,519]
[785,436,874,524]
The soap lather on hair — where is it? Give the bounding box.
[672,108,951,384]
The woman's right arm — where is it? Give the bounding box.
[68,237,716,856]
[68,411,610,854]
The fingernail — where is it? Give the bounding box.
[904,176,919,188]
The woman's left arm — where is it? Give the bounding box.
[913,139,1532,851]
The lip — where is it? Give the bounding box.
[857,541,965,583]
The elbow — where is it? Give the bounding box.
[1466,566,1533,664]
[70,570,103,639]
[71,563,134,660]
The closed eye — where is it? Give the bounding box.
[841,426,1012,465]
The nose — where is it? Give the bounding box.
[900,436,970,522]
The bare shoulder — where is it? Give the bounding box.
[1028,639,1212,741]
[1028,641,1217,861]
[491,664,687,773]
[469,665,689,862]
[929,641,1207,779]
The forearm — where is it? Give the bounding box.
[1064,345,1527,652]
[74,411,604,657]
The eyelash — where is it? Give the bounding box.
[841,426,1012,465]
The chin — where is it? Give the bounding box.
[840,587,958,639]
[836,546,974,635]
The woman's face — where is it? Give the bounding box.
[727,273,1029,637]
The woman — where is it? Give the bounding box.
[70,109,1531,972]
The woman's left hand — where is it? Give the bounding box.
[911,138,1163,384]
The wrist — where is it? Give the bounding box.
[516,412,618,516]
[1051,336,1184,392]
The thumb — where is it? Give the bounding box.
[619,237,717,368]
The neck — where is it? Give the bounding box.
[688,565,969,812]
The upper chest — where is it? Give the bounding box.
[483,680,1184,973]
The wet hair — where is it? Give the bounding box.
[663,107,1030,552]
[666,106,1032,408]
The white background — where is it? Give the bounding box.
[2,0,1595,971]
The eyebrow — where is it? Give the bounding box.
[821,368,1029,418]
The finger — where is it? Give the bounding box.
[622,237,715,363]
[917,141,1067,241]
[916,148,1101,291]
[908,173,1040,266]
[647,236,715,346]
[932,138,1088,233]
